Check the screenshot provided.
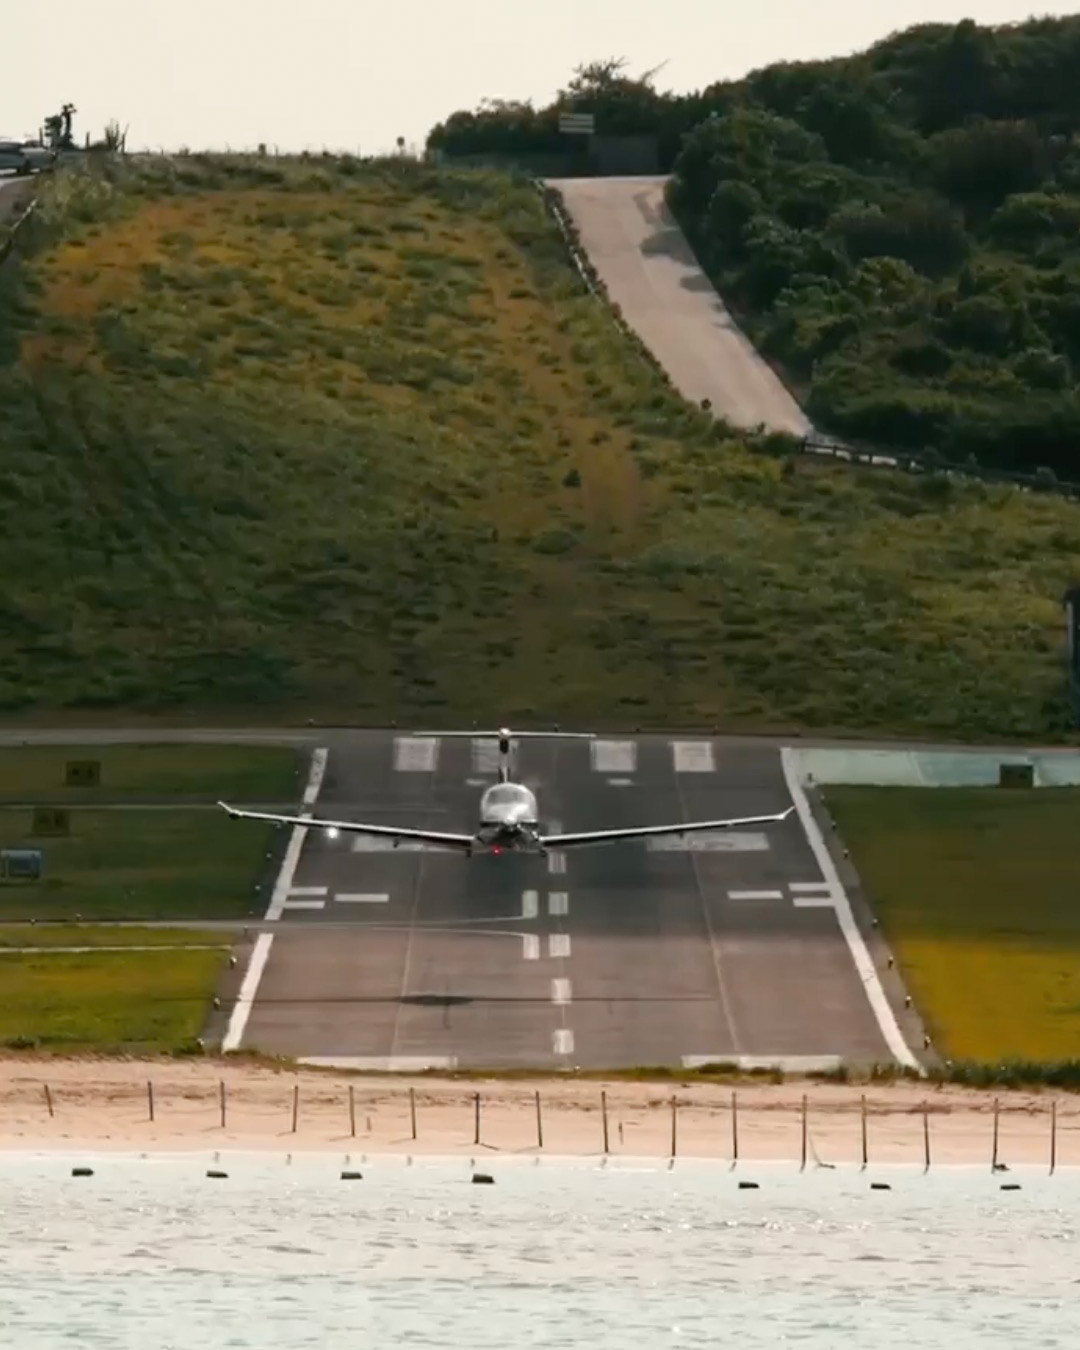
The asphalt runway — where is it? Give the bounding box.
[236,733,914,1071]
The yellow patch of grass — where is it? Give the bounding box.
[827,786,1080,1061]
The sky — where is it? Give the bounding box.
[4,1,1078,155]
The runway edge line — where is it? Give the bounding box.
[221,746,329,1053]
[779,747,920,1072]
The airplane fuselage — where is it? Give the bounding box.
[476,781,541,853]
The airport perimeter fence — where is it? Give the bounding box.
[9,1079,1076,1175]
[793,432,1080,503]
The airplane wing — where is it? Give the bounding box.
[542,806,795,849]
[217,803,475,852]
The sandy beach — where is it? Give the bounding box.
[0,1057,1075,1165]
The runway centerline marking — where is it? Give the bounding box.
[672,740,715,773]
[781,747,918,1070]
[553,1028,574,1055]
[728,889,784,901]
[521,890,539,920]
[548,933,571,959]
[590,739,636,774]
[394,736,438,772]
[523,934,540,960]
[222,745,327,1053]
[336,892,390,903]
[551,977,572,1006]
[548,891,569,916]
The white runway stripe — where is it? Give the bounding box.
[781,746,918,1071]
[728,889,783,900]
[672,740,715,773]
[794,896,835,908]
[548,933,571,958]
[548,891,569,916]
[790,881,831,893]
[590,739,636,773]
[547,850,566,875]
[336,892,390,903]
[647,832,768,852]
[682,1054,842,1072]
[300,1056,458,1071]
[551,977,572,1005]
[553,1029,574,1055]
[394,736,438,771]
[281,898,325,910]
[288,886,328,897]
[223,745,327,1054]
[522,934,540,960]
[521,890,539,919]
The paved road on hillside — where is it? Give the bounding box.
[224,732,915,1072]
[547,175,812,437]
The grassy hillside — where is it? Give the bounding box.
[1,153,1079,738]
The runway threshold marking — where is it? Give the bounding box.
[548,891,569,916]
[790,882,831,892]
[780,747,919,1071]
[282,898,325,911]
[336,892,390,903]
[551,977,572,1005]
[222,746,328,1053]
[672,740,715,773]
[523,934,540,960]
[521,890,539,919]
[394,736,438,771]
[548,933,571,958]
[728,889,784,901]
[547,850,566,875]
[590,739,636,773]
[288,886,328,897]
[553,1028,574,1055]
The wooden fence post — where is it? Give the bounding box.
[860,1094,868,1170]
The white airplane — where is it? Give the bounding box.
[219,728,794,856]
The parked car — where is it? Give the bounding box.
[0,141,53,175]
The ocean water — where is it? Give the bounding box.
[1,1154,1078,1348]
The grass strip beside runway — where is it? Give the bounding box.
[827,785,1080,1063]
[0,809,277,921]
[0,924,226,948]
[0,744,299,801]
[1,946,227,1052]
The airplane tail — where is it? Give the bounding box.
[411,727,595,782]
